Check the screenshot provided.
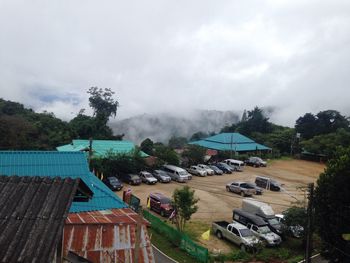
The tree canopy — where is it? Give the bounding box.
[314,147,350,262]
[172,186,199,232]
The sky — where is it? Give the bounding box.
[0,0,350,126]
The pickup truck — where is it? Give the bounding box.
[212,221,260,252]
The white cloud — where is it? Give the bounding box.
[0,0,349,126]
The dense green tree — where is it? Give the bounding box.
[295,110,349,140]
[189,131,209,141]
[172,186,199,232]
[168,136,187,149]
[153,143,180,166]
[295,113,318,140]
[314,147,350,262]
[0,115,38,150]
[87,87,119,121]
[182,145,206,166]
[140,138,154,155]
[300,129,350,157]
[235,106,272,136]
[316,110,349,135]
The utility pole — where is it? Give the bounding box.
[305,183,314,263]
[134,206,143,263]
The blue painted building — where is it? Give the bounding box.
[0,151,127,213]
[189,133,271,152]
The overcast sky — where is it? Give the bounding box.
[0,0,349,126]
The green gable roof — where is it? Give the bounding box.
[57,139,148,158]
[0,151,127,213]
[189,132,271,152]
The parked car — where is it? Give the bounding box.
[212,221,260,252]
[162,165,190,182]
[210,165,224,175]
[197,164,215,175]
[102,176,123,191]
[245,157,267,167]
[245,182,263,195]
[223,159,245,171]
[148,192,174,217]
[275,214,304,238]
[139,171,158,185]
[213,162,234,173]
[255,176,281,191]
[152,169,171,183]
[233,209,282,246]
[226,181,256,197]
[242,199,283,236]
[118,173,142,185]
[187,165,207,176]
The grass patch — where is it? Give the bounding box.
[183,220,211,241]
[148,228,199,263]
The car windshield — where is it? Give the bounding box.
[240,229,253,237]
[156,171,167,176]
[201,165,209,169]
[131,175,139,179]
[179,171,188,176]
[160,198,171,204]
[271,180,279,185]
[246,183,256,188]
[144,173,152,178]
[108,177,118,182]
[256,158,263,162]
[258,226,271,234]
[268,218,280,225]
[220,163,231,169]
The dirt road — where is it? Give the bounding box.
[115,159,325,252]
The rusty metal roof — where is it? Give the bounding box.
[64,209,155,263]
[0,175,79,263]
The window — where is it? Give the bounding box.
[231,227,240,236]
[252,225,259,232]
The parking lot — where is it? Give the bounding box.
[116,159,324,219]
[115,159,325,251]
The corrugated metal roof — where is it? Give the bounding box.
[57,139,149,157]
[0,151,127,213]
[0,175,79,263]
[189,132,271,151]
[64,209,155,263]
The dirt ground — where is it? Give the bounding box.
[115,159,325,253]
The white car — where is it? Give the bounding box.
[187,165,207,176]
[197,164,215,175]
[139,171,158,185]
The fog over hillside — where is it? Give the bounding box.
[110,110,240,144]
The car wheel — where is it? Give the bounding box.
[241,191,245,197]
[240,244,246,252]
[216,231,223,239]
[226,186,230,192]
[160,210,165,217]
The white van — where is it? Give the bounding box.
[162,165,189,183]
[223,159,245,171]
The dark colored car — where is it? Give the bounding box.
[148,192,174,217]
[118,173,142,185]
[103,176,123,191]
[245,157,267,167]
[245,182,263,195]
[152,170,171,183]
[213,162,234,173]
[255,176,281,191]
[210,165,224,175]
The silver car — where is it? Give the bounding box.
[187,165,207,176]
[226,181,256,197]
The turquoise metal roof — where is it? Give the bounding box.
[57,140,148,158]
[0,151,127,213]
[189,133,271,151]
